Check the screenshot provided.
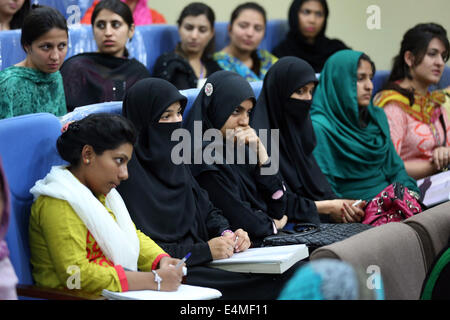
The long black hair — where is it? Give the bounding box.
[9,0,31,29]
[57,113,136,167]
[384,23,449,104]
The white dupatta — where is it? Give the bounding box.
[30,166,140,271]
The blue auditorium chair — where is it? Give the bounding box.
[372,70,390,97]
[371,67,449,97]
[0,19,288,71]
[0,113,103,299]
[433,65,450,90]
[61,101,123,124]
[0,30,25,70]
[34,0,94,19]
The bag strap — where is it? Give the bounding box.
[439,113,447,147]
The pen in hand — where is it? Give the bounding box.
[352,199,363,207]
[176,252,191,268]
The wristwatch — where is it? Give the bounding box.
[152,270,162,291]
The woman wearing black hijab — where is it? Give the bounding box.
[117,78,301,299]
[251,57,365,223]
[273,0,348,73]
[184,71,291,242]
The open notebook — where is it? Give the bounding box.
[102,284,222,300]
[208,244,308,274]
[417,170,450,207]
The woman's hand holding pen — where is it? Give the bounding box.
[153,265,183,291]
[208,229,251,260]
[208,236,236,260]
[159,256,184,269]
[230,229,251,253]
[151,256,185,291]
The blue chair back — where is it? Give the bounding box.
[0,20,288,71]
[372,70,390,97]
[61,101,123,124]
[34,0,94,19]
[0,113,65,285]
[60,80,263,124]
[433,65,450,90]
[0,29,25,71]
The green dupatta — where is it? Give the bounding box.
[310,50,418,200]
[0,66,66,119]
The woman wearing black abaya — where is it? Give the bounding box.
[251,56,365,223]
[183,71,292,242]
[117,78,302,299]
[273,0,348,73]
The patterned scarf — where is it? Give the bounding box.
[374,89,446,124]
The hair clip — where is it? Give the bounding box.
[61,121,73,133]
[61,121,80,133]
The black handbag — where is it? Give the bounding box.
[262,223,373,253]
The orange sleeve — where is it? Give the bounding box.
[80,0,99,25]
[150,8,166,24]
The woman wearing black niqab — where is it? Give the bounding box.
[117,78,301,299]
[273,0,348,73]
[183,71,290,242]
[251,56,365,223]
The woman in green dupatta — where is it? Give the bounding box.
[0,5,68,120]
[310,50,419,201]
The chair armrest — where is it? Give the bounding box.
[17,284,106,300]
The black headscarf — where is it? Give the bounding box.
[183,71,257,176]
[251,56,336,202]
[60,53,151,111]
[117,78,206,242]
[273,0,348,73]
[183,71,283,219]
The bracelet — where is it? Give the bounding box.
[221,229,234,237]
[152,270,162,291]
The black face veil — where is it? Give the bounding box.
[117,78,204,242]
[252,56,336,201]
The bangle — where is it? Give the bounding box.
[152,270,162,291]
[221,229,233,237]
